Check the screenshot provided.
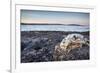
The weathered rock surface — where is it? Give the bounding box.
[21,31,89,63]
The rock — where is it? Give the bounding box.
[21,37,54,63]
[24,37,49,50]
[21,38,32,51]
[60,33,89,51]
[21,31,90,63]
[53,43,89,61]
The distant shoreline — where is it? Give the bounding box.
[21,23,89,32]
[21,23,87,26]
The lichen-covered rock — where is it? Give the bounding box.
[53,43,89,61]
[53,33,89,61]
[60,33,89,52]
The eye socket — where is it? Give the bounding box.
[63,41,65,43]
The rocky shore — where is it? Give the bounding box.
[21,31,89,63]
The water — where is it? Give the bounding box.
[21,25,89,32]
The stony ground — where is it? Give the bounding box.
[21,31,89,63]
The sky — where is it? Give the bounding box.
[21,10,89,25]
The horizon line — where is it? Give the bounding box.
[21,23,89,26]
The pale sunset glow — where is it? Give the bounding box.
[21,10,89,25]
